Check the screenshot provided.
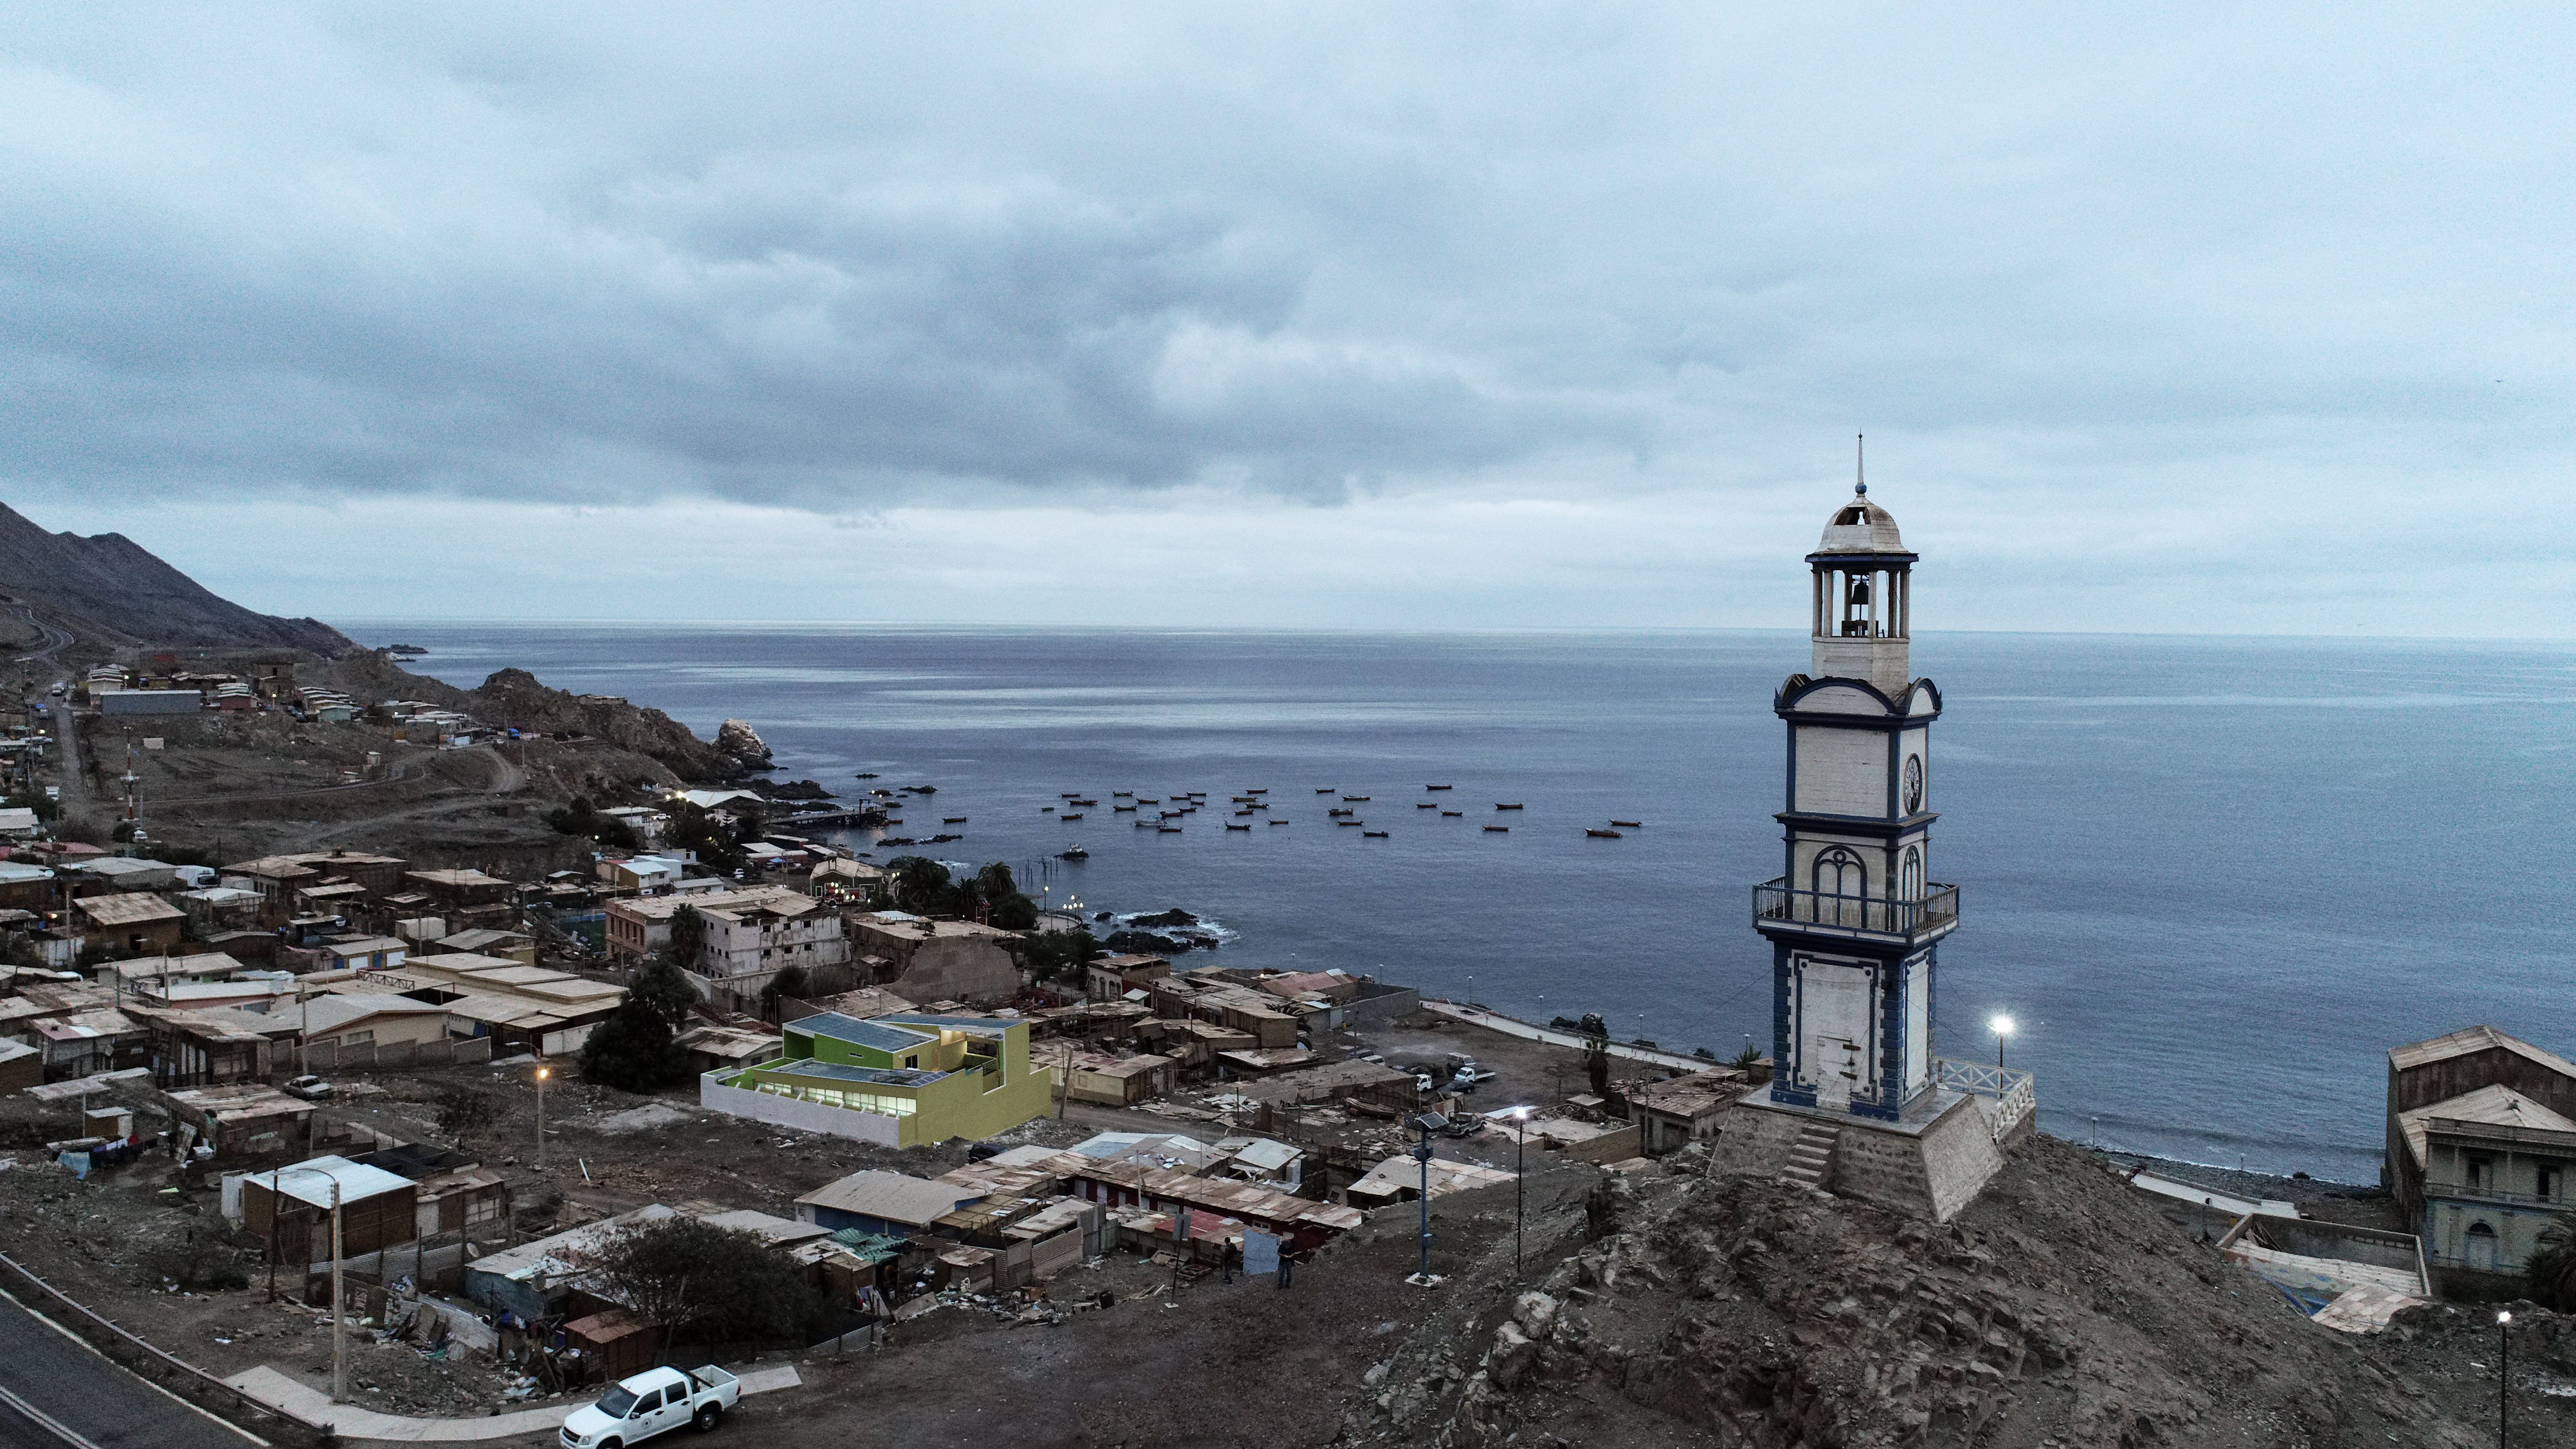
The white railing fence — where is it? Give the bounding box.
[1933,1058,2036,1143]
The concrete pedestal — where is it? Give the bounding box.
[1711,1089,2010,1222]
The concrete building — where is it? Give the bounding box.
[1714,476,2031,1222]
[694,890,848,981]
[2385,1026,2576,1288]
[604,885,813,964]
[708,1011,1051,1147]
[848,912,1021,1004]
[1628,1069,1753,1154]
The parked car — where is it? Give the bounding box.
[560,1365,740,1447]
[281,1075,332,1101]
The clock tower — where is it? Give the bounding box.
[1717,465,2028,1221]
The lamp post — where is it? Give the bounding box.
[534,1065,549,1168]
[1989,1014,2016,1071]
[270,1164,347,1405]
[2497,1309,2512,1447]
[1511,1105,1532,1280]
[1410,1112,1445,1281]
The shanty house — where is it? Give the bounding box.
[794,1169,984,1237]
[241,1155,418,1263]
[69,893,185,958]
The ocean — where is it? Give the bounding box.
[354,622,2576,1183]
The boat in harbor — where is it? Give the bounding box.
[1138,797,1159,805]
[1226,823,1251,831]
[1329,807,1353,817]
[1112,791,1132,797]
[1441,810,1464,817]
[1235,809,1255,817]
[1315,787,1335,794]
[1484,825,1509,832]
[1338,819,1365,827]
[1060,813,1084,821]
[1417,802,1437,809]
[1058,845,1089,860]
[1042,806,1055,813]
[1268,819,1290,825]
[1158,826,1183,834]
[1247,789,1268,795]
[1425,784,1452,791]
[1342,795,1370,802]
[943,816,967,824]
[1586,828,1622,838]
[855,772,879,779]
[1114,804,1136,813]
[1610,819,1642,828]
[1494,803,1524,810]
[1363,830,1388,837]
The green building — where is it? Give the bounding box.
[712,1012,1050,1146]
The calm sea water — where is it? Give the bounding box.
[351,623,2576,1182]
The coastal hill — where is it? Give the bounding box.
[0,499,355,655]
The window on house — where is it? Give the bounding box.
[345,1030,372,1046]
[2468,1157,2493,1191]
[2540,1163,2563,1202]
[2466,1221,2500,1271]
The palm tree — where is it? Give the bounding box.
[2526,1213,2576,1312]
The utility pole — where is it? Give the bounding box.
[1409,1111,1442,1282]
[1512,1106,1531,1280]
[535,1065,550,1167]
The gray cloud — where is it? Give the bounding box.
[0,3,2568,523]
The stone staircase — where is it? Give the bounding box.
[1779,1120,1838,1192]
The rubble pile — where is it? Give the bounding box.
[1425,1136,2488,1448]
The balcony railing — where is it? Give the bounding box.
[1752,879,1959,942]
[1934,1058,2036,1143]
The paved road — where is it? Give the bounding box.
[0,1288,257,1447]
[4,606,71,666]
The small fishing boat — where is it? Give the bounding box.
[1138,798,1159,805]
[1226,822,1251,831]
[1329,807,1353,817]
[1113,804,1136,813]
[1071,799,1097,806]
[1342,795,1370,802]
[1060,813,1083,821]
[1235,809,1255,817]
[1042,806,1055,813]
[911,785,937,794]
[1112,791,1133,797]
[1158,826,1183,834]
[1494,803,1524,810]
[1232,796,1256,803]
[1610,820,1642,829]
[1440,810,1464,817]
[1135,820,1155,829]
[1417,802,1437,809]
[1269,818,1290,825]
[855,772,879,779]
[1425,784,1452,791]
[943,816,967,824]
[1062,792,1084,799]
[1586,828,1623,839]
[1338,819,1365,827]
[1363,830,1388,838]
[1316,787,1336,794]
[1484,825,1509,833]
[1058,846,1089,860]
[1247,789,1268,795]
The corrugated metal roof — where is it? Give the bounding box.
[2388,1025,2576,1079]
[795,1170,979,1226]
[253,1155,415,1208]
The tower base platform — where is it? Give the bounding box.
[1711,1085,2027,1223]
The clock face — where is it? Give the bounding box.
[1903,755,1924,814]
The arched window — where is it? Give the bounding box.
[1812,847,1865,926]
[2466,1220,2500,1271]
[1900,845,1924,904]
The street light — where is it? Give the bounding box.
[268,1164,347,1405]
[1410,1111,1446,1282]
[2497,1309,2512,1447]
[1989,1014,2017,1071]
[534,1066,550,1167]
[1511,1106,1532,1279]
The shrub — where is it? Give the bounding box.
[593,1217,833,1344]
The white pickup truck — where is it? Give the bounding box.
[560,1365,739,1448]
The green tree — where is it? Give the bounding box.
[975,862,1018,900]
[632,951,699,1028]
[663,905,708,974]
[594,1216,832,1344]
[666,800,746,873]
[1015,926,1099,982]
[988,892,1038,931]
[578,997,695,1093]
[887,856,954,914]
[760,964,811,1021]
[2527,1215,2576,1312]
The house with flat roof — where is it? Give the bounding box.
[707,1011,1051,1147]
[306,952,624,1055]
[605,885,813,964]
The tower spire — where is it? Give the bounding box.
[1856,433,1866,495]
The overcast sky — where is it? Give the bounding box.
[2,5,2568,634]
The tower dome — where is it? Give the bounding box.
[1815,486,1907,555]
